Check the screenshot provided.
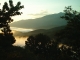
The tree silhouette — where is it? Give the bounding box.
[25,33,51,54]
[55,6,80,60]
[0,0,24,47]
[25,33,61,60]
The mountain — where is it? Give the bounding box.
[25,26,65,37]
[10,12,67,29]
[13,26,66,38]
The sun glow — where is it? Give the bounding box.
[11,27,33,32]
[11,5,48,21]
[13,37,28,47]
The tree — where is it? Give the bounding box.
[0,0,24,47]
[25,33,61,60]
[55,6,80,60]
[25,34,51,54]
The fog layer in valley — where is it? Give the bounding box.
[13,37,28,47]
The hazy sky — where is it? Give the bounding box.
[0,0,80,21]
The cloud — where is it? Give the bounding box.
[28,10,48,17]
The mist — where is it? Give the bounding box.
[13,37,28,47]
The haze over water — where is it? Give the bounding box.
[11,27,33,47]
[13,37,28,47]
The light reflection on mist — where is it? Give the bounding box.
[11,27,33,33]
[13,37,28,47]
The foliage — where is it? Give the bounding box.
[25,33,51,54]
[0,33,15,47]
[0,0,24,31]
[0,46,37,60]
[55,6,80,60]
[0,0,24,47]
[61,6,80,31]
[25,33,61,60]
[1,1,80,59]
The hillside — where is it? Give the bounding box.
[13,26,66,38]
[10,12,67,29]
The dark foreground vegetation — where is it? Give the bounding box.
[0,0,80,60]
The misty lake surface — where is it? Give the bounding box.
[11,27,34,47]
[13,37,28,47]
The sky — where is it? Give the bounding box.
[0,0,80,21]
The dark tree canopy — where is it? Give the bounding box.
[55,6,80,60]
[25,33,61,60]
[61,6,80,29]
[25,34,51,54]
[0,0,24,47]
[58,6,80,46]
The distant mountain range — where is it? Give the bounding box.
[10,12,67,29]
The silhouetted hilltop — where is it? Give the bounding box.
[13,26,66,38]
[10,12,67,29]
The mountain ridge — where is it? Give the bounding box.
[13,26,66,38]
[10,12,67,29]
